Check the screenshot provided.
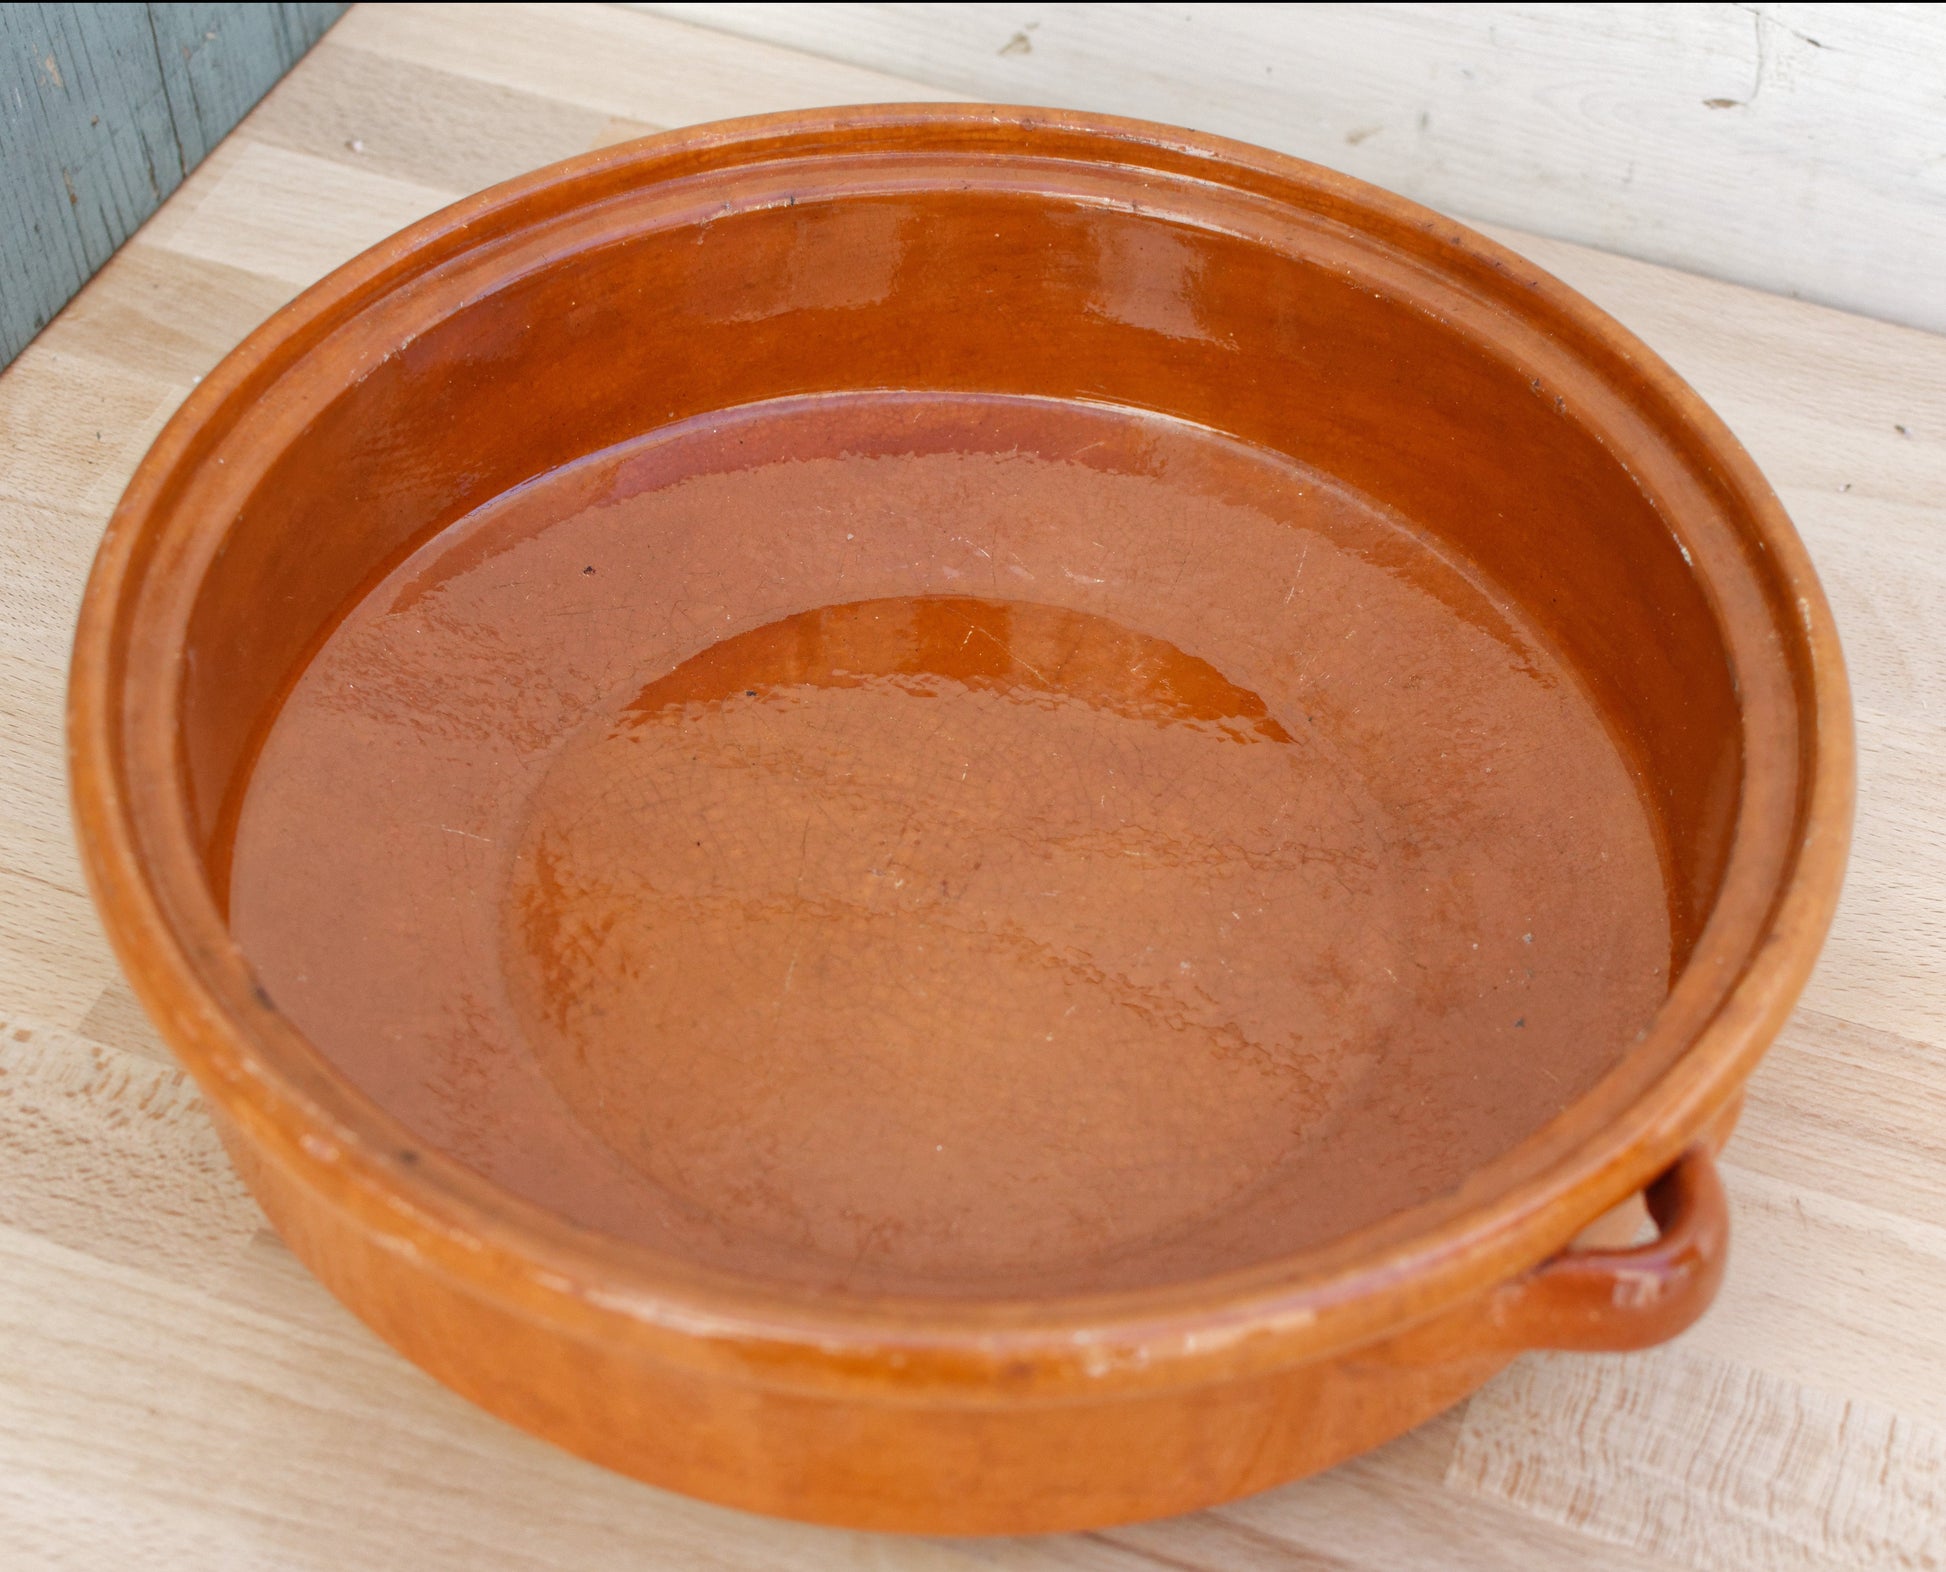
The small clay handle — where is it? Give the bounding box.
[1493,1147,1729,1353]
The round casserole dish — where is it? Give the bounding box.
[69,107,1851,1533]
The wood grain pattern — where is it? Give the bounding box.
[634,3,1946,336]
[0,1015,260,1285]
[0,3,1941,1565]
[1449,1349,1946,1569]
[0,2,347,366]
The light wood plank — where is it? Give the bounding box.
[0,1015,262,1286]
[142,139,461,285]
[1735,1009,1946,1235]
[1804,710,1946,1048]
[0,344,187,515]
[34,242,303,386]
[1449,1348,1946,1571]
[334,2,965,124]
[0,644,85,894]
[0,1223,987,1572]
[0,866,117,1031]
[0,496,99,661]
[246,37,617,195]
[1139,1417,1677,1572]
[1687,1162,1946,1429]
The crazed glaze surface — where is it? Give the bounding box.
[230,393,1668,1296]
[72,108,1850,1531]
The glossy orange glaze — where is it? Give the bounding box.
[73,109,1850,1531]
[230,393,1668,1295]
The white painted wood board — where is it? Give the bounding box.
[636,3,1946,335]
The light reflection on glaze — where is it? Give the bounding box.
[228,391,1672,1297]
[616,595,1297,742]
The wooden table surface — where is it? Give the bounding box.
[2,6,1942,1568]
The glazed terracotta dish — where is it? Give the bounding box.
[69,108,1851,1532]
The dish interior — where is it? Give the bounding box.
[227,391,1672,1296]
[147,154,1754,1299]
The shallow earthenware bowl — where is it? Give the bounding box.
[70,107,1850,1533]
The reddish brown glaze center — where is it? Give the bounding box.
[509,595,1397,1279]
[229,392,1670,1296]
